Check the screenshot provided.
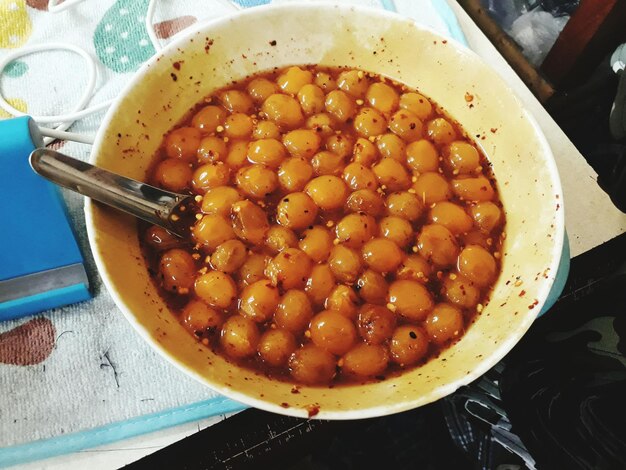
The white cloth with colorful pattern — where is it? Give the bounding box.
[0,0,464,466]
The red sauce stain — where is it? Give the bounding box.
[0,317,55,366]
[26,0,55,10]
[306,404,320,418]
[173,61,182,71]
[47,140,66,151]
[153,16,197,39]
[205,38,214,54]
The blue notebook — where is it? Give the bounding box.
[0,117,91,321]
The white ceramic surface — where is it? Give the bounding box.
[85,3,564,419]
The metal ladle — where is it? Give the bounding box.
[29,149,192,237]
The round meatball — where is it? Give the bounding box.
[399,92,432,120]
[325,284,359,319]
[248,78,278,103]
[425,303,464,345]
[390,325,429,366]
[195,271,237,309]
[387,280,434,321]
[275,289,313,333]
[219,89,254,113]
[220,315,260,359]
[406,139,439,173]
[165,127,202,161]
[283,129,321,159]
[353,137,379,166]
[298,84,325,115]
[197,136,228,163]
[342,344,389,377]
[239,280,281,322]
[231,200,270,245]
[357,304,396,344]
[210,239,247,273]
[276,192,318,230]
[396,255,432,283]
[469,202,502,233]
[412,172,452,205]
[426,117,456,145]
[305,264,336,306]
[182,300,224,336]
[429,202,473,235]
[328,245,362,283]
[386,191,424,221]
[145,225,180,252]
[343,163,378,191]
[262,94,304,130]
[192,214,235,252]
[258,329,297,367]
[299,226,333,263]
[192,106,226,133]
[223,113,253,139]
[326,133,354,159]
[337,69,370,98]
[289,345,336,384]
[417,224,459,267]
[265,226,298,254]
[152,158,192,192]
[362,238,404,273]
[366,82,399,115]
[344,190,383,218]
[159,249,196,293]
[277,66,313,95]
[457,245,497,287]
[372,158,411,191]
[356,269,388,305]
[265,248,313,289]
[310,310,357,355]
[446,141,480,175]
[278,157,314,192]
[239,253,270,286]
[377,133,406,162]
[236,165,278,198]
[354,107,387,137]
[311,150,345,176]
[442,273,480,309]
[335,213,377,248]
[192,162,230,193]
[451,175,495,202]
[305,176,349,211]
[201,186,242,217]
[389,109,422,142]
[247,139,286,168]
[325,89,356,123]
[379,216,413,248]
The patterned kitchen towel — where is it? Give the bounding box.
[0,0,464,466]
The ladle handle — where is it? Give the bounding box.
[29,149,186,230]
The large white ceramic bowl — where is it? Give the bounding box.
[85,3,564,419]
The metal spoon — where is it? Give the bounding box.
[29,148,193,237]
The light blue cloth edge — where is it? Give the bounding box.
[429,0,469,46]
[0,1,568,466]
[0,397,247,468]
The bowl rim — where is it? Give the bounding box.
[84,1,565,419]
